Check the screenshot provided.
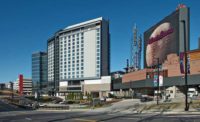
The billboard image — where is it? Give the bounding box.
[144,10,180,67]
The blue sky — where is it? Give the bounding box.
[0,0,199,82]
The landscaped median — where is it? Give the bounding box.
[136,100,200,113]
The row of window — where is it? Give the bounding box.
[96,28,101,77]
[59,32,84,41]
[60,75,84,80]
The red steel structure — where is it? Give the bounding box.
[19,74,23,96]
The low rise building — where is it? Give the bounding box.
[112,50,200,98]
[14,75,32,95]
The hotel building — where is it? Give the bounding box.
[47,17,110,97]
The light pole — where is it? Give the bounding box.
[181,20,189,111]
[9,81,14,102]
[157,58,159,105]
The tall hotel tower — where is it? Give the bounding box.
[48,17,110,96]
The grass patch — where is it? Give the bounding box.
[141,102,181,112]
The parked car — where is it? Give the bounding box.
[59,101,68,104]
[140,95,153,102]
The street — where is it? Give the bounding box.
[0,110,200,122]
[0,100,25,112]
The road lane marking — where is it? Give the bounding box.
[74,118,96,122]
[25,117,32,120]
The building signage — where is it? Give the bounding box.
[144,9,181,68]
[153,75,158,87]
[147,28,174,44]
[180,52,185,74]
[159,75,163,86]
[179,52,190,74]
[153,75,163,87]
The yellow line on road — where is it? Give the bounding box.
[74,118,97,122]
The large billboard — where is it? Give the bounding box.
[144,10,180,67]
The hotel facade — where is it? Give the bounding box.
[47,17,111,98]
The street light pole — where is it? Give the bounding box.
[9,81,14,102]
[157,58,159,105]
[181,20,189,111]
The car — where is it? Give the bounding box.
[59,101,67,104]
[140,95,153,102]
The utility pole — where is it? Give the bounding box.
[181,20,189,111]
[9,81,14,102]
[157,58,159,105]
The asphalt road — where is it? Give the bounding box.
[0,100,25,112]
[0,110,200,122]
